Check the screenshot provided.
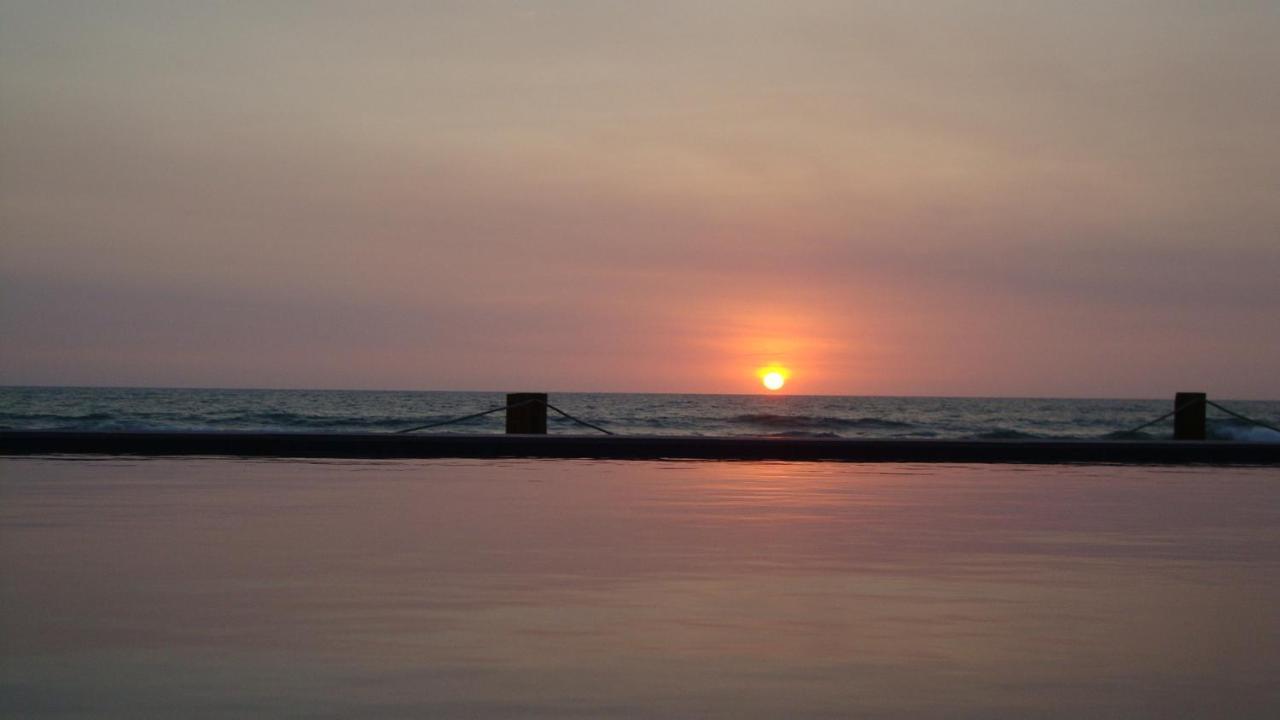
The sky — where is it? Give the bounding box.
[2,1,1278,398]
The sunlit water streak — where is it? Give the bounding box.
[2,458,1278,718]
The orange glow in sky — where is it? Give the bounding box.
[2,3,1278,397]
[757,365,790,392]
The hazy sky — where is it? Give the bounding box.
[2,1,1278,397]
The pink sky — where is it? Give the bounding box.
[2,2,1278,397]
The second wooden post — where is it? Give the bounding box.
[506,393,548,434]
[1173,392,1206,441]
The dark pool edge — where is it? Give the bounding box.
[2,430,1278,464]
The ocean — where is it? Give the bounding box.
[3,386,1279,441]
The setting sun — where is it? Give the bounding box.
[757,366,790,391]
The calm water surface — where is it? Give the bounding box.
[2,458,1278,718]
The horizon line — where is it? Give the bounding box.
[2,383,1276,403]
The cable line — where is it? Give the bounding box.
[544,401,614,435]
[1115,397,1202,436]
[1113,399,1280,438]
[1207,400,1280,435]
[395,398,537,434]
[395,398,613,435]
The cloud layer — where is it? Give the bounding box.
[3,1,1278,396]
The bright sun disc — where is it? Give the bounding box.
[762,371,786,391]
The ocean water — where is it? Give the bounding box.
[2,457,1278,718]
[1,386,1278,441]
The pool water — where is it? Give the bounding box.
[2,458,1278,718]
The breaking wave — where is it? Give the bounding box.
[969,429,1046,441]
[730,414,915,432]
[763,430,843,439]
[1208,419,1280,443]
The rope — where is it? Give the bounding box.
[1115,397,1203,436]
[395,398,539,434]
[1113,398,1280,438]
[398,397,1265,440]
[1207,401,1280,435]
[395,398,613,435]
[544,401,614,435]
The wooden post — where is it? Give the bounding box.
[506,393,547,434]
[1174,392,1206,441]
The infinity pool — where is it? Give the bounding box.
[2,458,1277,718]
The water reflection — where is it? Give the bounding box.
[2,459,1278,718]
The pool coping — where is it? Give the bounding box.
[2,430,1278,464]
